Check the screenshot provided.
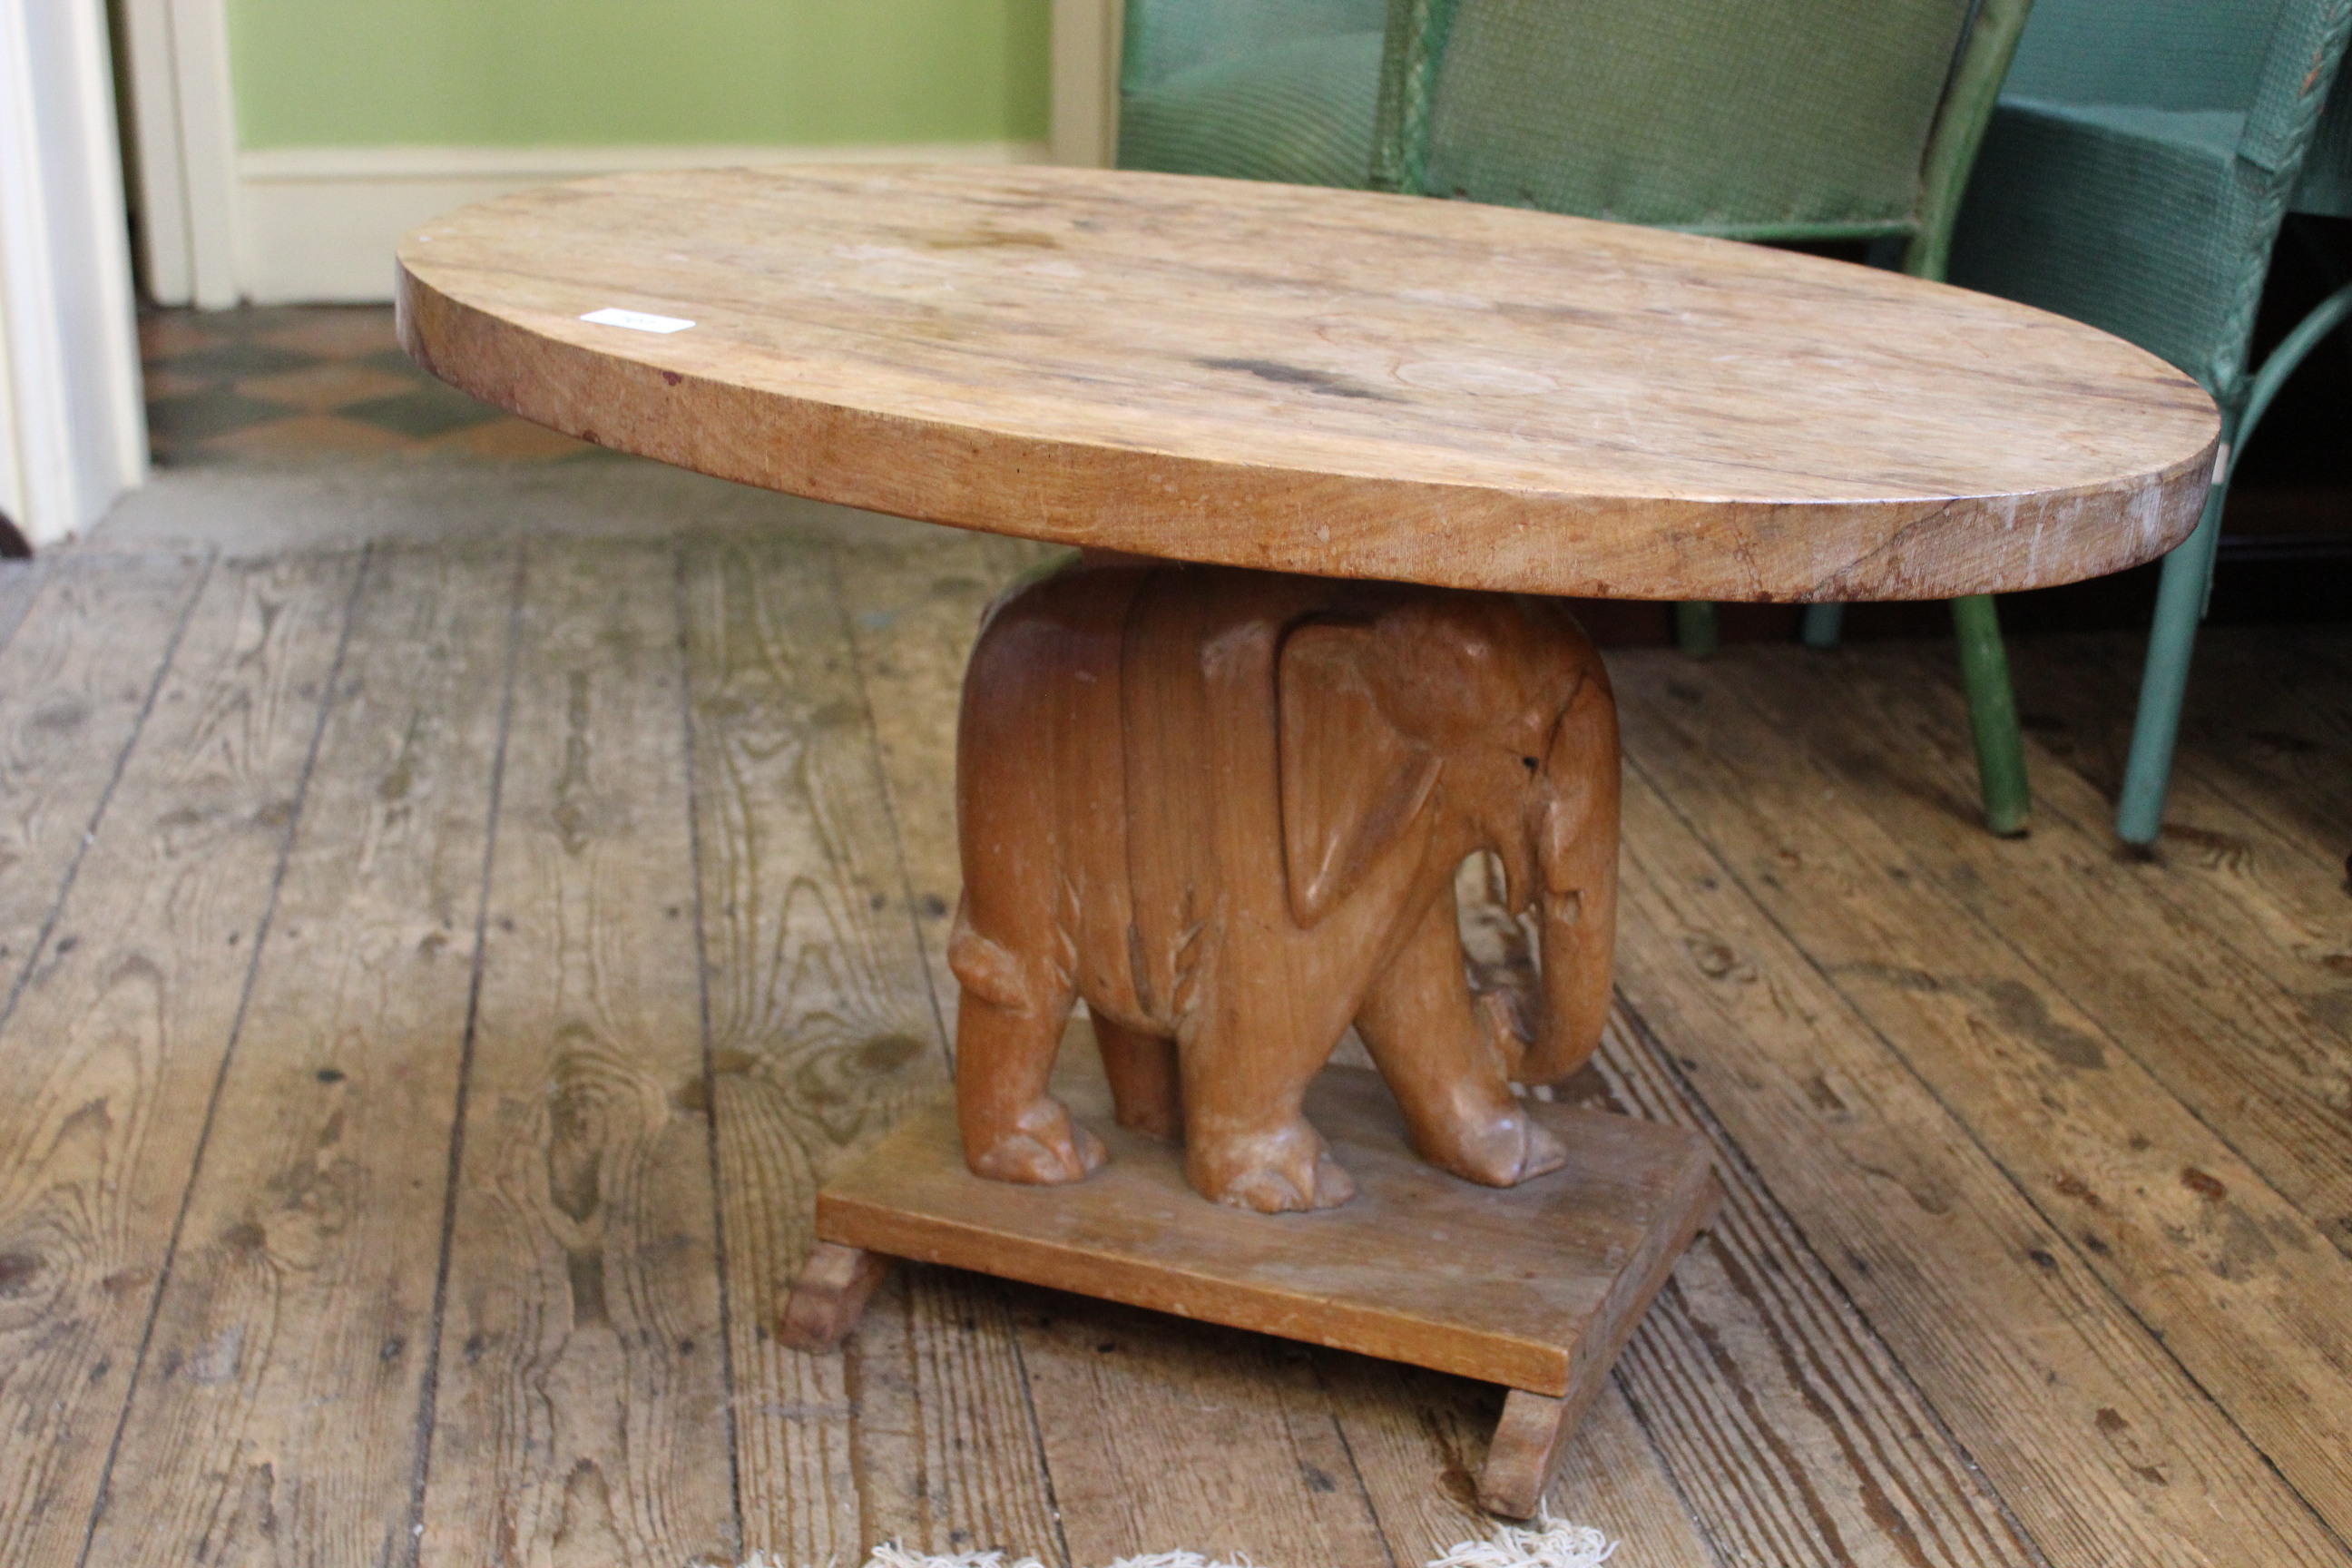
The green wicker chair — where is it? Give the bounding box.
[1117,0,1387,188]
[1943,0,2352,846]
[1370,0,2040,833]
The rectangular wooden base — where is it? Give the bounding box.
[789,1057,1719,1517]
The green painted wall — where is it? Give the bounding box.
[226,0,1051,148]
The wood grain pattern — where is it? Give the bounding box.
[844,1264,1062,1561]
[1012,1286,1393,1568]
[681,538,1060,1564]
[422,543,736,1568]
[0,554,358,1566]
[2002,630,2352,917]
[1721,637,2352,1259]
[805,538,1073,1563]
[83,548,507,1568]
[1456,848,2038,1566]
[0,554,206,1004]
[396,165,2218,602]
[1606,735,2349,1567]
[1586,1013,2037,1568]
[1612,650,2352,1543]
[1996,632,2352,985]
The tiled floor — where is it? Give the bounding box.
[140,305,594,466]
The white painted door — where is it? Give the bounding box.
[0,0,149,547]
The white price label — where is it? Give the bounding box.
[580,307,695,334]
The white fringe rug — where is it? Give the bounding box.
[738,1511,1616,1568]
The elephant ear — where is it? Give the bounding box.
[1278,621,1442,928]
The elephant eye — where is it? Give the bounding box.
[1521,756,1539,773]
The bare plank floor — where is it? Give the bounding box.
[0,533,2345,1568]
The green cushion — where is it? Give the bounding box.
[1947,98,2265,392]
[1118,32,1385,188]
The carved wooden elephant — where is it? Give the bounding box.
[947,562,1619,1212]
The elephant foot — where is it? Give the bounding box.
[1422,1104,1570,1190]
[965,1096,1109,1185]
[1192,1122,1357,1213]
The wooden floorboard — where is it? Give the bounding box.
[1315,1346,1721,1568]
[2175,630,2352,858]
[418,543,738,1567]
[0,554,359,1566]
[1586,1013,2034,1568]
[844,1262,1064,1563]
[0,554,208,1011]
[2002,629,2352,893]
[1613,648,2352,1551]
[681,538,1059,1565]
[1607,652,2350,1568]
[1745,638,2352,1256]
[82,548,508,1568]
[5,532,2347,1567]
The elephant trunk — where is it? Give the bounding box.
[1513,870,1616,1082]
[1510,689,1621,1083]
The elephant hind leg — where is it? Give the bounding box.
[1093,1015,1181,1141]
[951,913,1104,1185]
[956,994,1106,1184]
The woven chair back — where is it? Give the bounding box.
[1122,0,1387,92]
[1372,0,2028,271]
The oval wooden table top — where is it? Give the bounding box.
[397,164,2218,601]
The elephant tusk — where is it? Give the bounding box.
[1475,986,1534,1078]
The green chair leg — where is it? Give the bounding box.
[1951,593,2030,835]
[2113,284,2349,845]
[1675,601,1720,656]
[2115,477,2228,845]
[1800,603,1845,648]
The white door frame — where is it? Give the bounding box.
[119,0,240,308]
[0,0,149,546]
[1052,0,1124,168]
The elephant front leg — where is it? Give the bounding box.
[1355,890,1568,1189]
[950,917,1106,1185]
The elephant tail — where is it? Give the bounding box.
[948,898,1055,1014]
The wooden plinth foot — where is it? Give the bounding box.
[778,1242,894,1350]
[1477,1171,1723,1518]
[1480,1389,1575,1519]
